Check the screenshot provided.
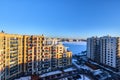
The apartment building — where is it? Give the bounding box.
[0,33,5,80]
[0,32,72,80]
[42,45,52,72]
[87,36,120,71]
[43,38,72,71]
[100,36,120,71]
[87,37,100,63]
[0,32,23,80]
[23,35,44,75]
[56,43,72,67]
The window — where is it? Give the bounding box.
[63,54,66,57]
[29,69,32,72]
[60,47,62,49]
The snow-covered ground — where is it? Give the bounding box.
[63,42,86,55]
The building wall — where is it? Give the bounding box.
[42,45,52,73]
[116,38,120,71]
[87,38,91,59]
[87,37,100,62]
[0,33,5,80]
[23,35,44,75]
[51,46,58,70]
[0,33,23,80]
[100,36,117,68]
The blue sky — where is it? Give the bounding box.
[0,0,120,38]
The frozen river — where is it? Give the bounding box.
[62,42,86,55]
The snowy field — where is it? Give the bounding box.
[63,42,86,55]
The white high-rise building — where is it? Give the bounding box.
[100,36,120,71]
[87,37,100,63]
[87,36,120,71]
[100,36,117,67]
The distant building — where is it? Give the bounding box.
[87,36,120,72]
[44,38,58,45]
[68,39,73,42]
[57,38,86,42]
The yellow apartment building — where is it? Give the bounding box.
[23,35,44,75]
[0,32,72,80]
[0,32,23,80]
[44,38,72,71]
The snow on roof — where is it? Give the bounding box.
[64,68,76,72]
[72,59,93,71]
[90,61,117,74]
[72,60,81,68]
[15,76,31,80]
[80,65,93,71]
[93,69,103,75]
[72,59,77,62]
[40,70,62,77]
[77,75,90,80]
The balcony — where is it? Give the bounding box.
[28,60,32,62]
[53,50,56,52]
[10,50,18,53]
[10,47,18,50]
[28,48,32,50]
[28,54,32,56]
